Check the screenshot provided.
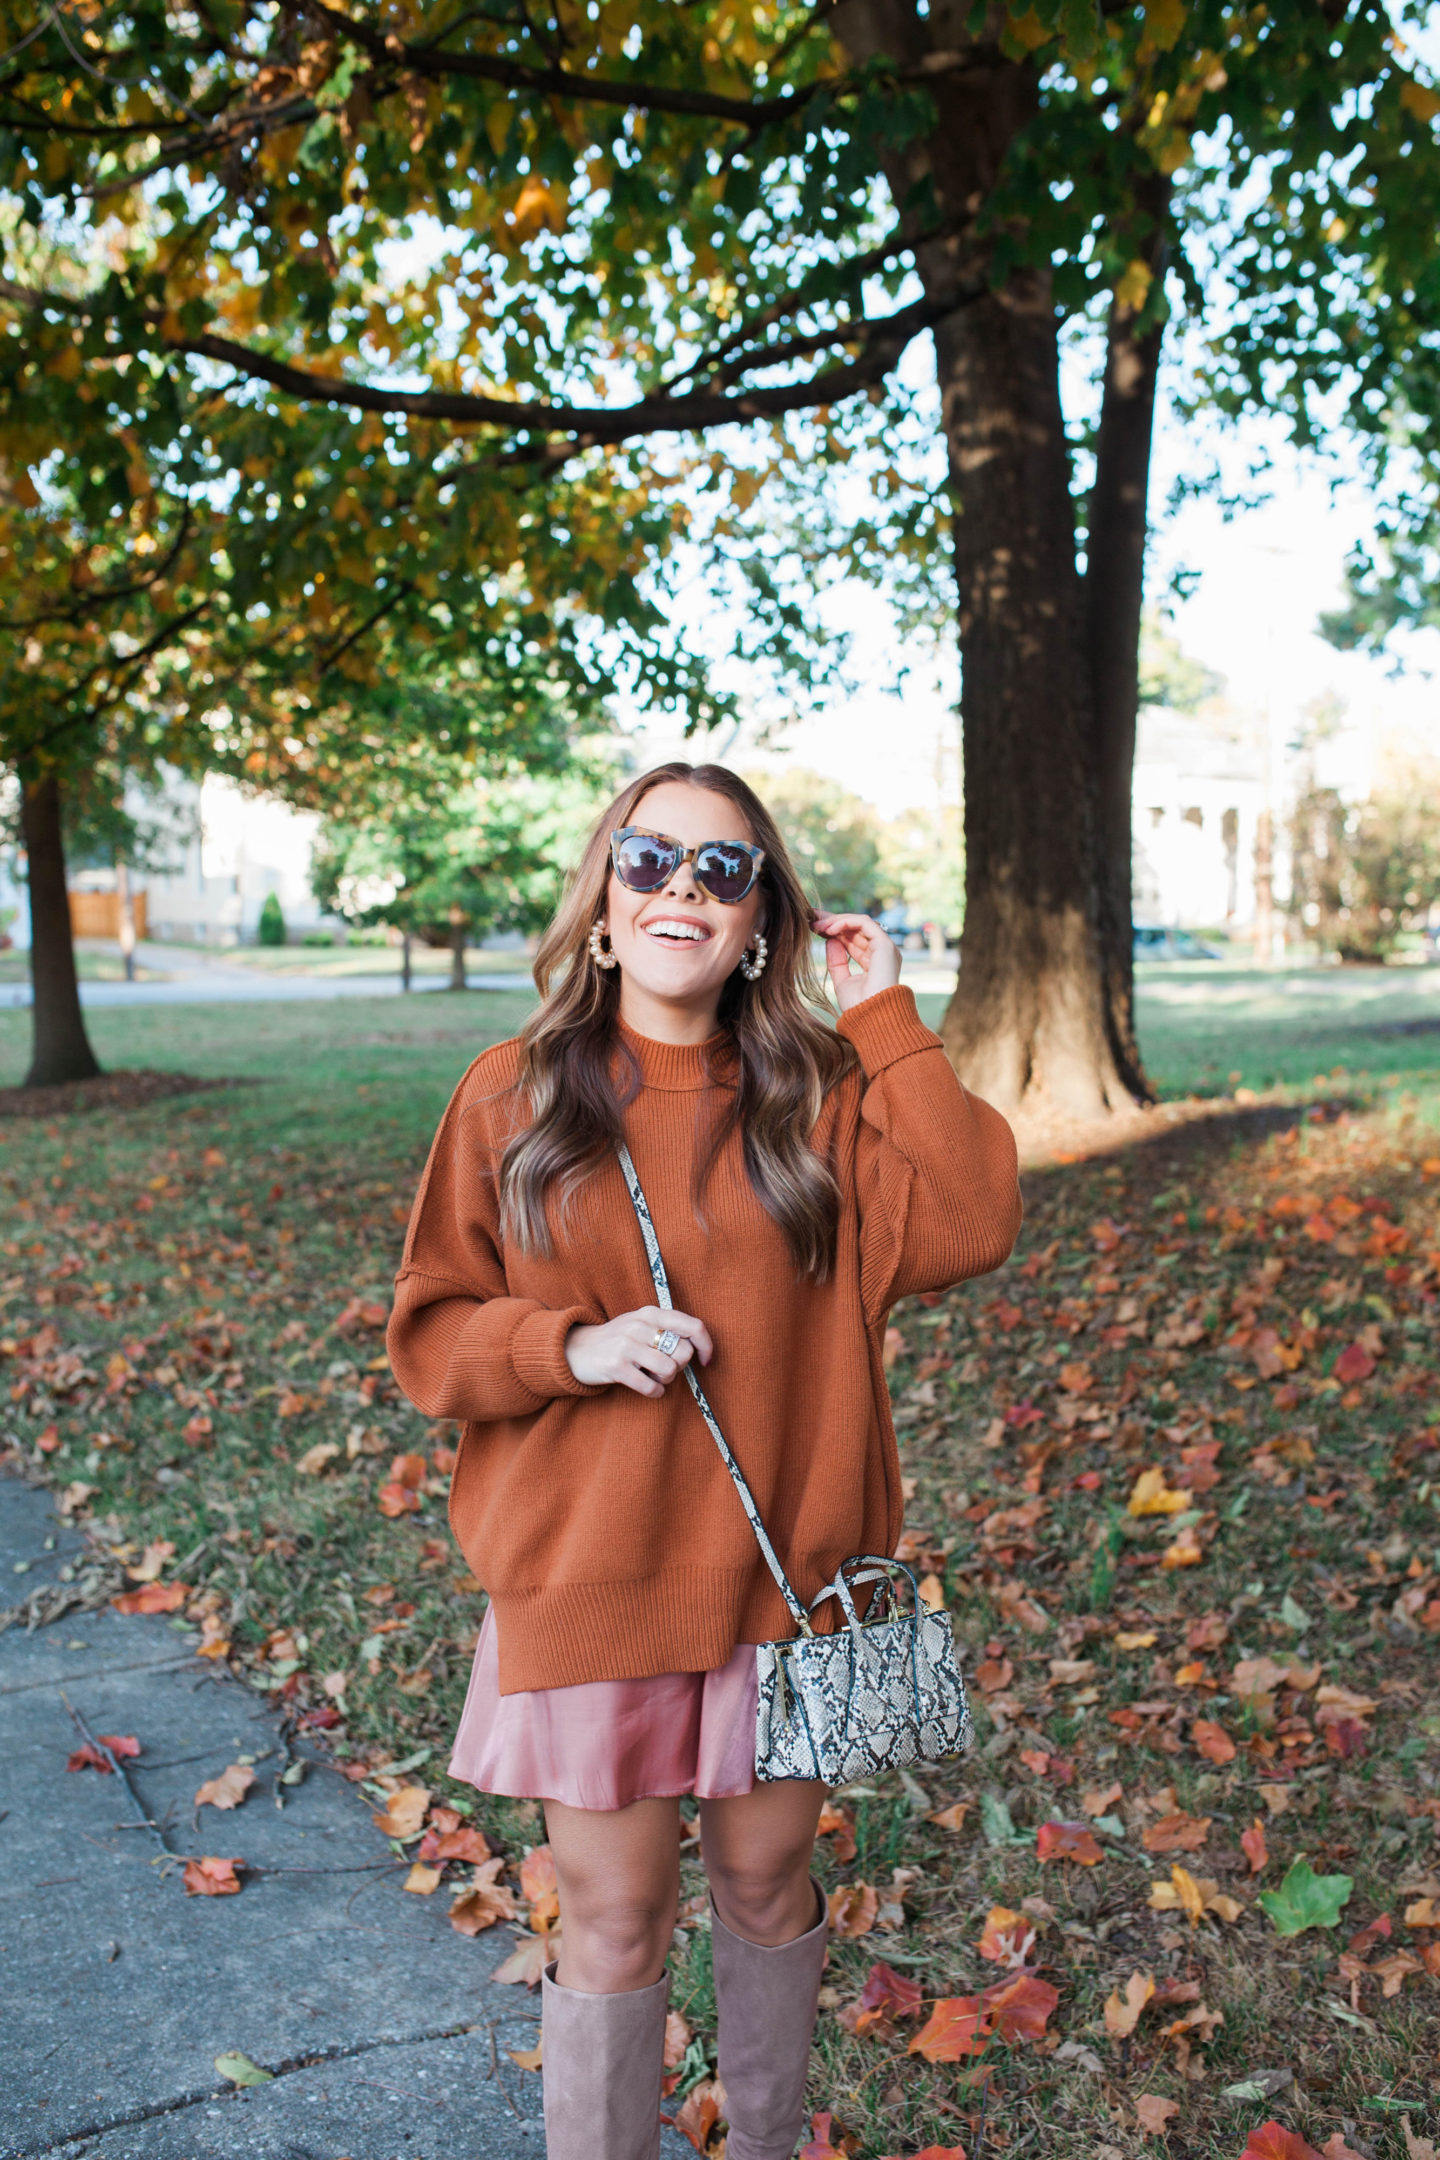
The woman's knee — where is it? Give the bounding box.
[706,1852,815,1942]
[558,1893,675,1986]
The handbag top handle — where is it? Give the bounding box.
[616,1144,813,1636]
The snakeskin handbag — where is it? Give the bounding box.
[618,1146,973,1785]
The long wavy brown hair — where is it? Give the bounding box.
[498,762,858,1279]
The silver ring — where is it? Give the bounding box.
[652,1328,681,1357]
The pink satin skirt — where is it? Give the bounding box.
[447,1607,758,1812]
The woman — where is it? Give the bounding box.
[388,762,1021,2160]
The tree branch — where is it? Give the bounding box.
[169,289,963,441]
[305,0,822,127]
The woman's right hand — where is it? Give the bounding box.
[564,1306,713,1397]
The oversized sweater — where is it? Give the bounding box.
[388,985,1022,1693]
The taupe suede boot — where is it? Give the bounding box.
[710,1883,828,2160]
[540,1961,668,2160]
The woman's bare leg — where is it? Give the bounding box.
[545,1795,681,1992]
[699,1780,827,1943]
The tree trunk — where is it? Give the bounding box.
[932,282,1128,1115]
[447,907,467,991]
[833,0,1136,1115]
[20,769,102,1088]
[1085,175,1170,1105]
[401,928,412,992]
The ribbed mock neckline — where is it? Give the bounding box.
[616,1016,730,1092]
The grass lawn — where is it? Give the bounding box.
[2,974,1438,2160]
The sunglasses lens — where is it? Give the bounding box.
[614,832,677,891]
[696,844,754,902]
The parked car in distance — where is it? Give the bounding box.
[1134,924,1222,961]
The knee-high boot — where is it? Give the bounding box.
[710,1884,828,2160]
[541,1961,668,2160]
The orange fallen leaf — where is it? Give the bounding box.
[1148,1865,1243,1924]
[1143,1811,1211,1855]
[1372,1949,1425,1997]
[671,2078,723,2153]
[927,1802,969,1833]
[183,1855,242,1896]
[1404,1897,1439,1926]
[909,1995,992,2061]
[378,1482,422,1517]
[829,1882,879,1937]
[371,1783,431,1840]
[852,1960,923,2034]
[976,1906,1036,1967]
[508,2039,543,2072]
[1134,2094,1179,2136]
[1241,1819,1269,1874]
[1321,2135,1370,2160]
[1104,1969,1155,2038]
[982,1971,1058,2041]
[66,1733,141,1773]
[664,2009,693,2068]
[492,1935,551,1986]
[194,1763,256,1812]
[1191,1719,1236,1764]
[449,1856,519,1935]
[1036,1820,1102,1866]
[112,1581,190,1615]
[404,1862,444,1895]
[1241,2125,1324,2160]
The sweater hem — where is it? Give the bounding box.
[488,1565,836,1694]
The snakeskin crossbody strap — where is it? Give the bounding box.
[616,1144,811,1634]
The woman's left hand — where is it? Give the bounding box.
[812,911,902,1014]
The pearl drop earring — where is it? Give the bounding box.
[739,932,768,981]
[588,919,618,970]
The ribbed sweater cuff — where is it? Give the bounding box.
[509,1304,607,1403]
[836,983,942,1075]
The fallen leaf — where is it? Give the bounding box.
[1143,1811,1212,1854]
[983,1971,1058,2041]
[1116,1630,1158,1650]
[1258,1857,1353,1938]
[1371,1950,1425,1997]
[1402,2122,1439,2160]
[214,2050,272,2086]
[1135,2094,1180,2136]
[1322,2136,1370,2160]
[976,1906,1036,1967]
[927,1802,969,1832]
[852,1960,923,2033]
[1129,1468,1190,1517]
[112,1581,190,1615]
[1148,1865,1242,1924]
[1083,1781,1125,1817]
[194,1763,255,1812]
[829,1882,879,1937]
[183,1856,242,1896]
[371,1783,430,1840]
[378,1481,423,1517]
[909,1995,992,2061]
[664,2010,693,2067]
[672,2078,723,2152]
[297,1442,342,1476]
[1333,1341,1376,1383]
[404,1862,443,1895]
[1241,1819,1269,1874]
[418,1824,492,1865]
[449,1856,520,1935]
[1036,1820,1102,1866]
[492,1935,551,1986]
[1105,1969,1156,2038]
[1191,1719,1237,1764]
[66,1733,140,1774]
[1241,2125,1325,2160]
[508,2039,543,2072]
[1405,1897,1439,1926]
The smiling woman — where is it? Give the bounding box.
[386,761,1022,2160]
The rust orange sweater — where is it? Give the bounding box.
[388,986,1021,1693]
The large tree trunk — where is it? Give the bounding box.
[20,768,102,1088]
[836,0,1136,1116]
[1085,176,1171,1105]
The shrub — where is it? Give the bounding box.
[257,892,286,947]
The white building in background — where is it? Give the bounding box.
[136,774,332,944]
[22,771,335,949]
[1131,703,1270,930]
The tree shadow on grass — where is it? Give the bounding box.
[0,1072,256,1120]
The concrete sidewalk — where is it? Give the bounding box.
[1,1471,556,2160]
